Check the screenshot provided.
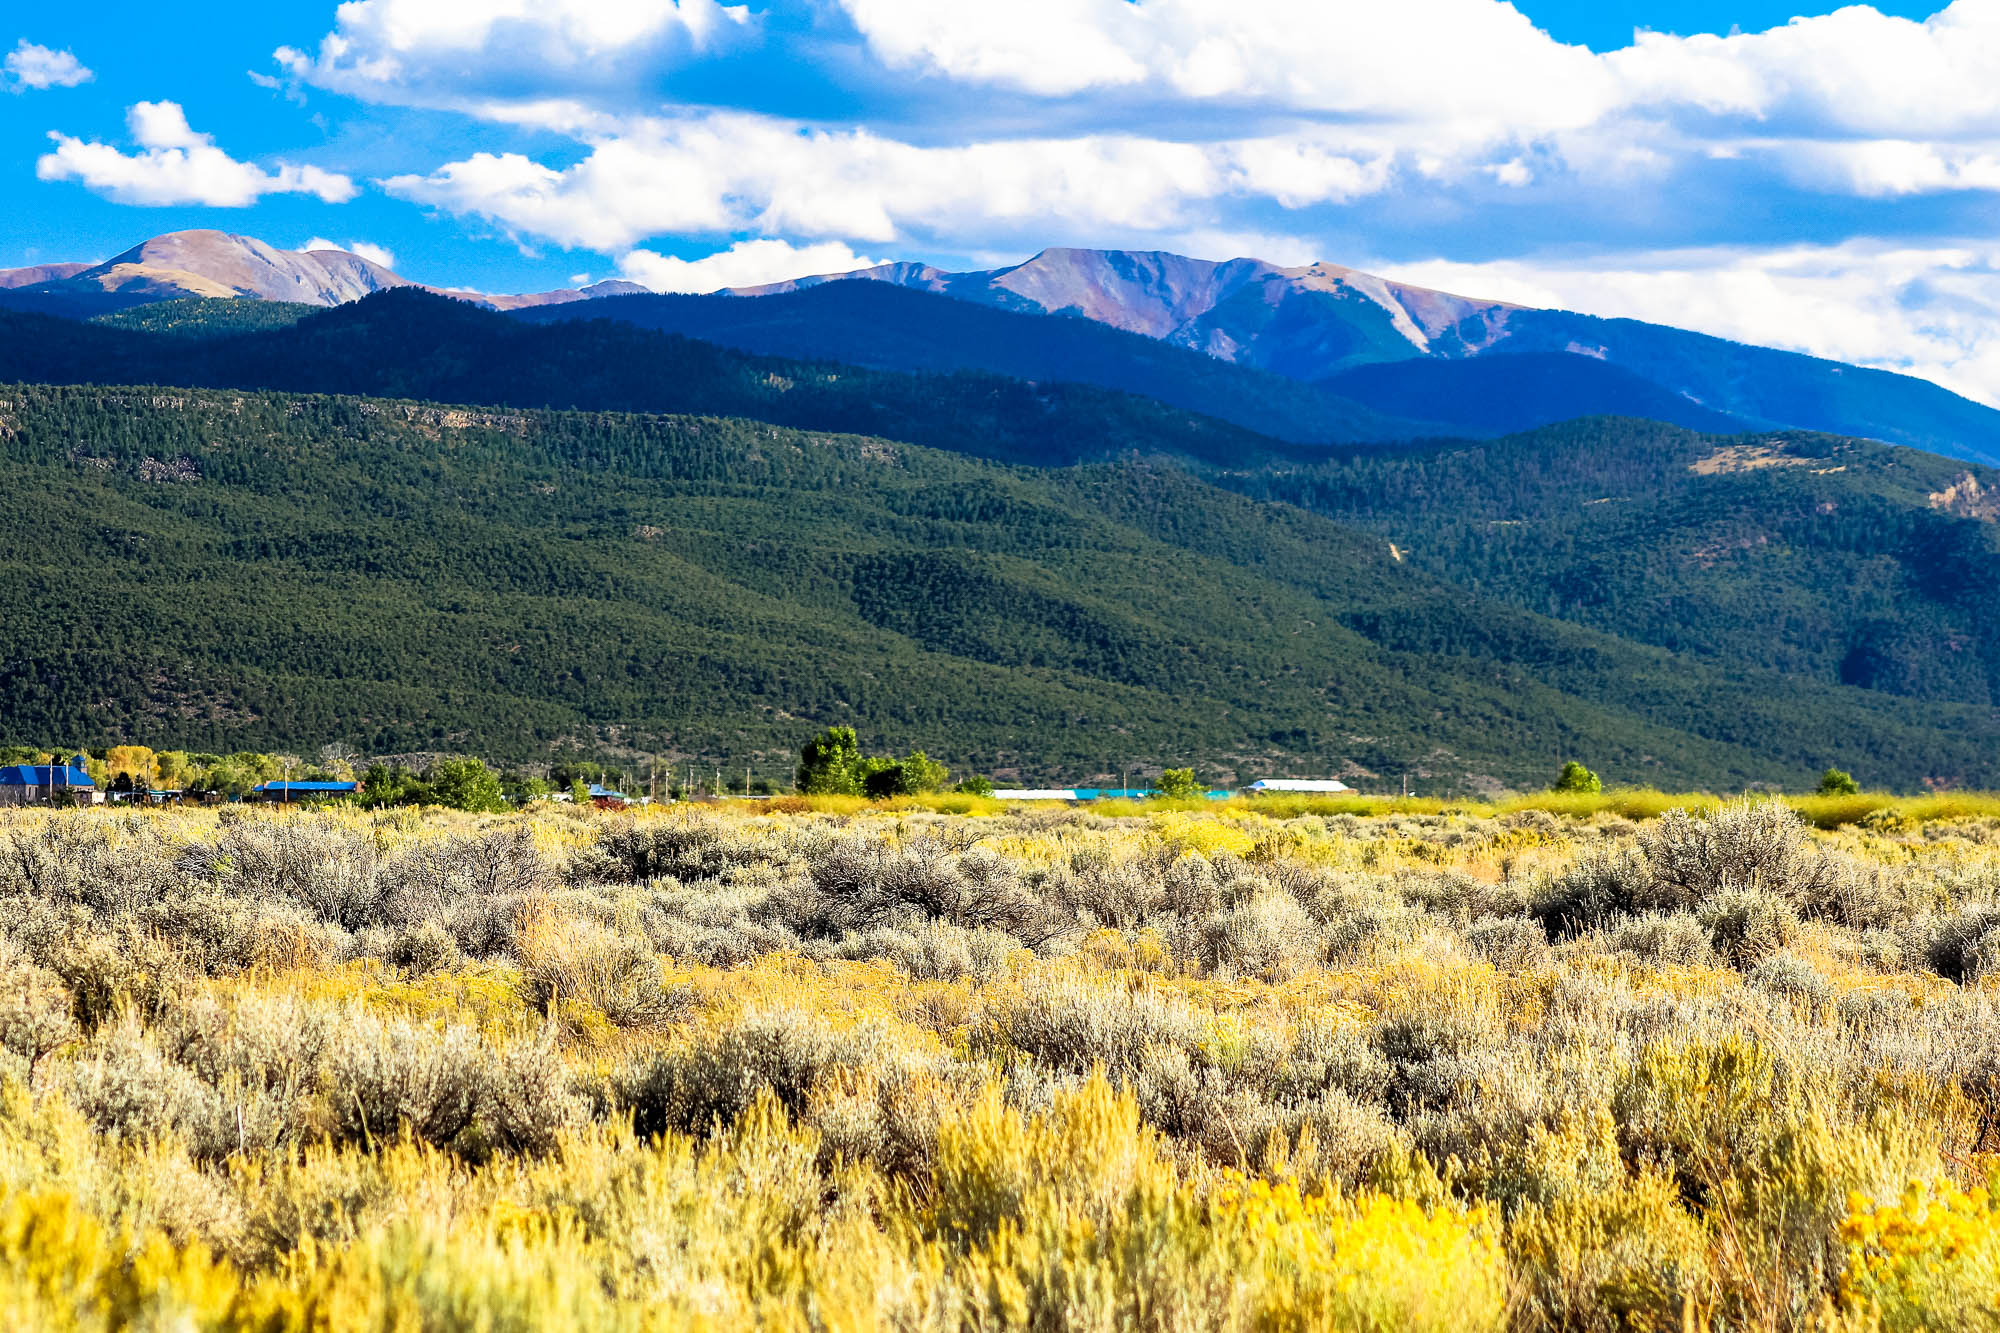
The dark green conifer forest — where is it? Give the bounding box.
[2,380,1996,790]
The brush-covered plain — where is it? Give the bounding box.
[4,798,2000,1330]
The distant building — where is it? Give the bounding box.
[587,783,628,808]
[252,780,360,802]
[0,756,100,806]
[992,788,1083,801]
[1248,779,1352,794]
[107,789,185,805]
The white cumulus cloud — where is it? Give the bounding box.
[383,112,1414,253]
[302,237,399,269]
[38,101,356,207]
[275,0,754,110]
[298,0,2000,273]
[620,238,882,291]
[1606,2,2000,137]
[1381,240,2000,406]
[839,0,1614,130]
[837,0,2000,146]
[5,40,92,91]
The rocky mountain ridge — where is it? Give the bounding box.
[0,230,645,314]
[7,231,2000,462]
[730,245,2000,463]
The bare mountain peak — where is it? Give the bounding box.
[70,230,414,306]
[732,259,955,297]
[12,229,657,314]
[731,243,1524,367]
[0,261,89,290]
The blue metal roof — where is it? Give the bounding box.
[252,780,359,793]
[586,783,627,798]
[0,763,95,787]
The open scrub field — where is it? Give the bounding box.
[4,800,2000,1331]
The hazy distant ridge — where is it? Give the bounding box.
[0,230,645,314]
[732,246,2000,463]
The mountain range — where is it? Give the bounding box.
[3,230,2000,786]
[0,230,645,318]
[0,285,1997,786]
[5,230,2000,462]
[725,248,2000,464]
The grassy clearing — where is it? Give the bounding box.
[2,797,2000,1329]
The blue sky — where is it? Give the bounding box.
[1528,0,1935,47]
[7,1,2000,400]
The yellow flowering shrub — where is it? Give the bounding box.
[1152,814,1258,859]
[1206,1174,1508,1333]
[0,1191,238,1333]
[1843,1178,2000,1330]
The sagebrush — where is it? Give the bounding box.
[2,797,1998,1330]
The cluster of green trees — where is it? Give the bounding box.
[355,759,520,811]
[5,737,906,808]
[0,744,303,797]
[1552,762,1602,794]
[0,744,560,812]
[794,727,964,797]
[1549,759,1868,798]
[92,298,319,340]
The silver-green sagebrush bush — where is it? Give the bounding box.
[0,796,1996,1329]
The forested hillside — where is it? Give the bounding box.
[519,283,1759,441]
[1317,353,1745,436]
[514,282,1446,443]
[1225,417,2000,709]
[6,296,2000,788]
[1,384,1995,789]
[91,297,319,338]
[0,292,1319,468]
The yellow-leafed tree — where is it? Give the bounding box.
[104,745,159,788]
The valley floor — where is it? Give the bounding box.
[3,798,1999,1330]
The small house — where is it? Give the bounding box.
[0,756,100,806]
